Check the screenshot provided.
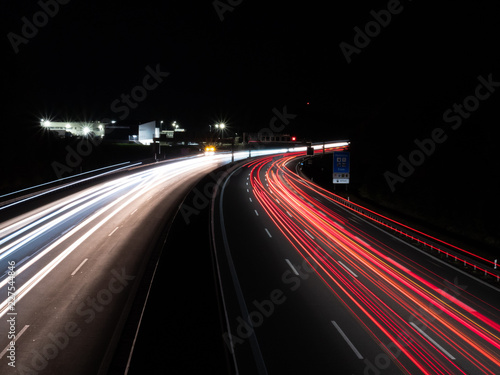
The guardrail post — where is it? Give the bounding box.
[495,259,497,270]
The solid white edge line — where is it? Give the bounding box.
[219,166,268,374]
[0,325,30,358]
[331,321,363,359]
[285,259,299,276]
[409,322,455,360]
[338,260,358,278]
[71,258,88,276]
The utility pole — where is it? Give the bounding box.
[231,137,234,163]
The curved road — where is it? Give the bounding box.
[213,151,500,374]
[0,154,246,374]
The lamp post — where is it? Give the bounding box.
[214,123,224,146]
[232,132,238,163]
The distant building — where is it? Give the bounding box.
[40,120,106,138]
[137,121,159,145]
[131,120,186,145]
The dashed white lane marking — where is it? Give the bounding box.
[71,258,88,276]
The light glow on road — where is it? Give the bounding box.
[0,145,349,319]
[0,142,349,372]
[0,153,256,317]
[245,152,500,375]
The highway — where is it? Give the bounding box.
[0,144,343,374]
[0,153,256,374]
[212,150,500,374]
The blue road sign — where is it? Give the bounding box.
[333,151,350,184]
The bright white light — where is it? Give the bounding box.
[0,140,351,317]
[83,126,91,135]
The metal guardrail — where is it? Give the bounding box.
[326,193,500,284]
[0,162,141,211]
[295,151,499,285]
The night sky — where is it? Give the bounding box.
[2,1,500,226]
[3,1,498,136]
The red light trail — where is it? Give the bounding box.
[244,151,500,374]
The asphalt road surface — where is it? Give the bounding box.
[0,154,246,374]
[212,151,500,374]
[0,145,346,375]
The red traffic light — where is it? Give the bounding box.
[291,136,296,141]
